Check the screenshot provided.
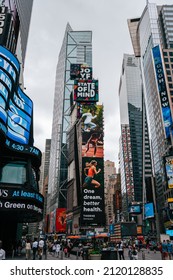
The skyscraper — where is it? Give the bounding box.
[128,3,173,232]
[119,54,153,226]
[0,0,43,253]
[47,24,92,213]
[1,0,33,65]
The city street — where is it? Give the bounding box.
[6,248,162,261]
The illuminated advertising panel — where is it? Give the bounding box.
[0,45,20,73]
[165,156,173,189]
[81,157,105,226]
[166,229,173,236]
[152,45,173,139]
[55,208,67,233]
[144,202,154,218]
[81,104,105,226]
[0,46,33,145]
[129,205,141,214]
[74,80,98,103]
[70,64,92,80]
[0,6,12,46]
[0,186,43,221]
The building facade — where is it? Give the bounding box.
[119,54,153,233]
[47,24,92,229]
[128,3,173,233]
[0,0,43,253]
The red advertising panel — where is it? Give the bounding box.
[55,208,67,233]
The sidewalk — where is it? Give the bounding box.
[6,248,162,260]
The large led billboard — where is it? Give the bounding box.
[128,205,141,214]
[74,80,98,103]
[55,208,67,233]
[0,46,33,145]
[144,202,154,219]
[0,186,43,222]
[165,156,173,189]
[80,104,105,226]
[70,64,92,80]
[152,45,173,139]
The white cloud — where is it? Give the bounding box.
[24,0,173,166]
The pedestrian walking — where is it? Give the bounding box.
[117,241,125,260]
[38,238,44,260]
[161,240,168,260]
[166,240,173,260]
[43,240,48,260]
[128,246,133,260]
[55,242,61,258]
[0,240,5,260]
[25,239,31,260]
[32,238,38,260]
[64,246,68,258]
[131,246,138,260]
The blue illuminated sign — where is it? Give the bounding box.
[0,55,17,83]
[0,82,8,101]
[129,205,141,214]
[13,92,32,116]
[166,229,173,236]
[144,203,154,218]
[0,45,20,73]
[0,68,12,91]
[152,45,173,139]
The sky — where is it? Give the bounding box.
[24,0,173,168]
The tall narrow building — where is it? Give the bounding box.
[47,24,92,214]
[128,3,173,233]
[0,0,43,253]
[119,54,153,229]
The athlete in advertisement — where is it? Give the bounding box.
[83,160,101,188]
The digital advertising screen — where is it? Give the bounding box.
[166,229,173,236]
[74,80,98,103]
[129,205,141,214]
[55,208,67,233]
[81,105,105,225]
[70,64,92,80]
[0,46,33,145]
[152,45,173,139]
[144,202,154,218]
[81,156,105,226]
[165,156,173,189]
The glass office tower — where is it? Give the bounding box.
[119,54,152,222]
[128,3,173,231]
[47,24,92,213]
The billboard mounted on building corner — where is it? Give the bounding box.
[152,45,173,139]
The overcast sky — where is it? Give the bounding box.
[24,0,172,168]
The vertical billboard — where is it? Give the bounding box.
[152,45,173,139]
[81,104,105,226]
[55,208,67,233]
[0,6,12,46]
[0,45,33,145]
[144,202,154,219]
[165,156,173,189]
